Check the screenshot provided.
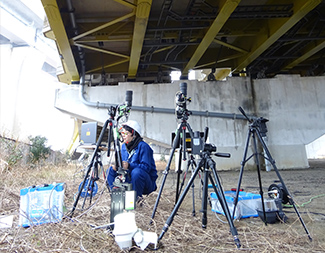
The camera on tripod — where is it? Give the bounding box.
[254,117,268,137]
[191,130,217,155]
[113,169,131,190]
[175,82,192,119]
[191,131,204,155]
[105,90,137,226]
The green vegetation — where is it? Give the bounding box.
[0,137,24,168]
[28,135,51,164]
[0,135,70,169]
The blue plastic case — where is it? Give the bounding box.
[19,183,65,227]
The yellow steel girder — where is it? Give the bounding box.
[285,39,325,70]
[193,53,243,70]
[41,0,79,84]
[233,0,322,73]
[75,20,133,44]
[213,38,248,54]
[87,44,175,74]
[71,12,135,41]
[67,1,139,77]
[128,0,152,79]
[72,42,130,59]
[182,0,241,75]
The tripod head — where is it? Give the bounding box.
[238,106,269,137]
[107,91,133,155]
[107,90,133,122]
[113,170,132,190]
[175,82,192,121]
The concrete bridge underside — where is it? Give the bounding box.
[55,75,325,170]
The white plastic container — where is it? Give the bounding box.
[19,183,65,227]
[210,191,261,219]
[256,198,277,211]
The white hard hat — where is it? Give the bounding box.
[122,120,142,136]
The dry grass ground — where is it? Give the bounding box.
[0,159,324,252]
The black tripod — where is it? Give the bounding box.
[68,117,112,217]
[68,91,133,218]
[232,106,312,241]
[151,119,196,220]
[158,141,241,249]
[68,108,119,217]
[151,82,195,220]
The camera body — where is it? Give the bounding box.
[191,131,217,155]
[191,131,203,155]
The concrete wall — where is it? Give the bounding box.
[0,45,75,151]
[253,75,325,169]
[54,75,325,170]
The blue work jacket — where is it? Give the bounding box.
[121,141,158,182]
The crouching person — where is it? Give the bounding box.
[107,120,158,199]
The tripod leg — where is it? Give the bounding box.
[252,131,268,225]
[158,160,202,241]
[88,176,95,206]
[255,130,313,241]
[181,124,187,161]
[232,129,252,219]
[208,158,241,248]
[178,157,191,196]
[89,158,99,206]
[81,158,99,209]
[191,178,195,216]
[176,122,194,202]
[89,155,100,206]
[190,159,197,216]
[70,162,93,216]
[179,156,197,216]
[81,168,94,209]
[175,146,183,203]
[201,164,209,228]
[151,125,183,221]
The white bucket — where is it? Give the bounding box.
[113,212,137,249]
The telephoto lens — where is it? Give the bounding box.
[125,90,133,107]
[180,82,187,97]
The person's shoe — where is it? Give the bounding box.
[136,196,144,207]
